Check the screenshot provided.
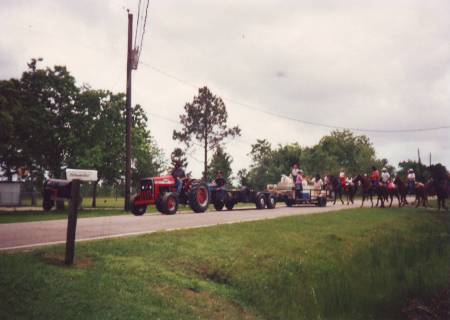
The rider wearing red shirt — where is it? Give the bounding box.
[371,166,380,187]
[339,169,346,188]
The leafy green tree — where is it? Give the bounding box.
[170,148,188,169]
[0,79,26,181]
[207,146,233,182]
[173,86,241,180]
[397,160,429,182]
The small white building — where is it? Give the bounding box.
[0,182,21,206]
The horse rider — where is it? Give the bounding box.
[407,168,416,195]
[371,166,380,187]
[313,173,324,197]
[295,169,304,198]
[339,169,346,188]
[381,167,390,184]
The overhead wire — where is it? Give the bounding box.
[136,0,150,65]
[139,61,450,134]
[133,0,142,50]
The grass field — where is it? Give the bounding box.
[0,207,448,319]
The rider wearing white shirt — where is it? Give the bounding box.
[381,167,390,183]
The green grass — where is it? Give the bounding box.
[0,207,448,319]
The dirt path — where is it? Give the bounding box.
[0,201,362,251]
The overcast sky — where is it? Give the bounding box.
[1,0,449,177]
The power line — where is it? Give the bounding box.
[136,0,150,65]
[139,61,450,133]
[133,0,142,49]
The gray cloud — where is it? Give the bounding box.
[1,0,449,176]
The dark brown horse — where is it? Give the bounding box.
[428,165,449,211]
[386,180,402,208]
[325,175,344,205]
[345,179,357,205]
[414,182,430,208]
[393,176,408,206]
[353,175,386,208]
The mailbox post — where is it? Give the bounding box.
[64,169,97,266]
[65,179,80,265]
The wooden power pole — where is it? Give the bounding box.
[124,12,133,211]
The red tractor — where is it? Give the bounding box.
[131,175,210,215]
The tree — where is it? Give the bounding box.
[170,147,188,169]
[397,160,429,182]
[173,86,241,180]
[207,146,233,182]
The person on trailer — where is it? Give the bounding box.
[295,170,303,198]
[313,173,323,197]
[381,167,390,184]
[370,166,380,187]
[171,161,186,194]
[291,163,300,184]
[407,168,416,195]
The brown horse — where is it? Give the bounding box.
[353,175,387,208]
[325,175,344,205]
[393,176,408,206]
[386,180,402,208]
[414,182,430,208]
[428,165,449,211]
[345,179,357,205]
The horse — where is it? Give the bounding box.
[386,179,402,208]
[428,165,449,211]
[414,182,430,208]
[345,179,357,205]
[353,175,386,208]
[393,176,408,206]
[325,175,344,205]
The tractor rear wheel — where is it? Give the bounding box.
[160,192,178,215]
[189,182,209,213]
[266,194,277,209]
[256,193,266,209]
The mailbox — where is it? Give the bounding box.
[43,179,75,211]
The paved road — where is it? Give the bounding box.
[0,201,361,251]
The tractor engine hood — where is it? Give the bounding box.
[152,175,176,185]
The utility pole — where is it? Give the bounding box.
[124,12,133,211]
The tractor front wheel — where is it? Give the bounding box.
[189,182,210,213]
[131,204,147,216]
[225,200,235,211]
[160,192,178,215]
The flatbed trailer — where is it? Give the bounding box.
[274,188,329,207]
[210,187,277,211]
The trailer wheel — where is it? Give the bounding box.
[189,182,209,213]
[160,192,178,215]
[285,199,294,207]
[225,201,235,210]
[42,192,54,211]
[256,193,266,209]
[214,201,224,211]
[266,195,276,209]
